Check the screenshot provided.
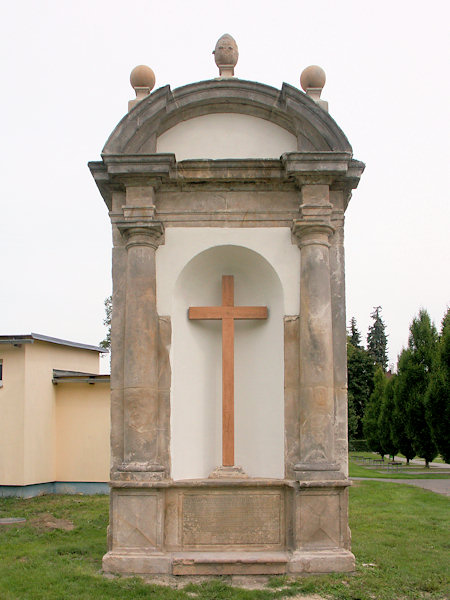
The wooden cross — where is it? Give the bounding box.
[188,275,268,467]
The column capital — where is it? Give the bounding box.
[292,221,334,248]
[117,220,164,250]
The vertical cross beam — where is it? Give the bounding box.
[221,275,235,466]
[188,276,268,468]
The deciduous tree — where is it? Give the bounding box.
[99,295,112,350]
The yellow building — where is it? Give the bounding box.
[0,333,110,497]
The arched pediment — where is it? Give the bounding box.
[102,79,352,156]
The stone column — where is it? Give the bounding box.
[292,184,340,480]
[117,203,165,477]
[330,192,348,477]
[110,190,127,473]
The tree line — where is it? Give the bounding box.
[348,307,450,466]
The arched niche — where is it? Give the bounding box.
[170,245,285,480]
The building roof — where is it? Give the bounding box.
[52,370,110,384]
[0,333,108,354]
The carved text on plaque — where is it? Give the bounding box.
[182,492,282,546]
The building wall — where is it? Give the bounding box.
[55,382,110,482]
[156,113,297,160]
[23,342,101,485]
[0,345,25,485]
[0,340,106,488]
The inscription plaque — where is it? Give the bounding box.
[182,492,282,546]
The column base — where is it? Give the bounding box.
[288,549,355,574]
[117,463,166,479]
[294,463,344,481]
[208,465,249,479]
[103,551,171,574]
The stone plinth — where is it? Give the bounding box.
[103,479,353,575]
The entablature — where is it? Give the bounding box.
[89,152,364,215]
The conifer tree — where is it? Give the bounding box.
[426,308,450,463]
[392,349,416,464]
[367,306,388,371]
[347,340,375,438]
[347,391,359,440]
[363,366,386,456]
[396,310,438,466]
[378,374,398,459]
[348,317,362,348]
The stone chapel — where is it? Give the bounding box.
[89,34,364,576]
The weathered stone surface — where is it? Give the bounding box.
[330,192,348,476]
[99,80,353,155]
[103,551,171,574]
[172,552,288,575]
[284,316,300,478]
[181,492,282,547]
[293,186,336,470]
[104,481,353,574]
[155,189,300,228]
[110,203,127,470]
[114,493,161,549]
[288,549,355,573]
[298,492,341,549]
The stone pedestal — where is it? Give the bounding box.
[103,479,353,575]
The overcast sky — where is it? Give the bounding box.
[1,0,449,371]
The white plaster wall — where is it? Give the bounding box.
[156,228,300,480]
[157,228,300,317]
[156,113,297,160]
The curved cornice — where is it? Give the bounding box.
[102,79,353,156]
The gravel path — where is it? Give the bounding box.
[351,477,450,496]
[393,457,450,468]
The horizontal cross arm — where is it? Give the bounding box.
[188,306,268,320]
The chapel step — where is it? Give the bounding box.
[172,551,289,575]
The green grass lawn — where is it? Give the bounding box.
[395,453,447,465]
[349,461,450,479]
[349,453,450,479]
[0,483,449,599]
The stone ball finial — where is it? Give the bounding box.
[213,34,239,78]
[300,65,326,92]
[128,65,155,112]
[130,65,156,91]
[300,65,328,112]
